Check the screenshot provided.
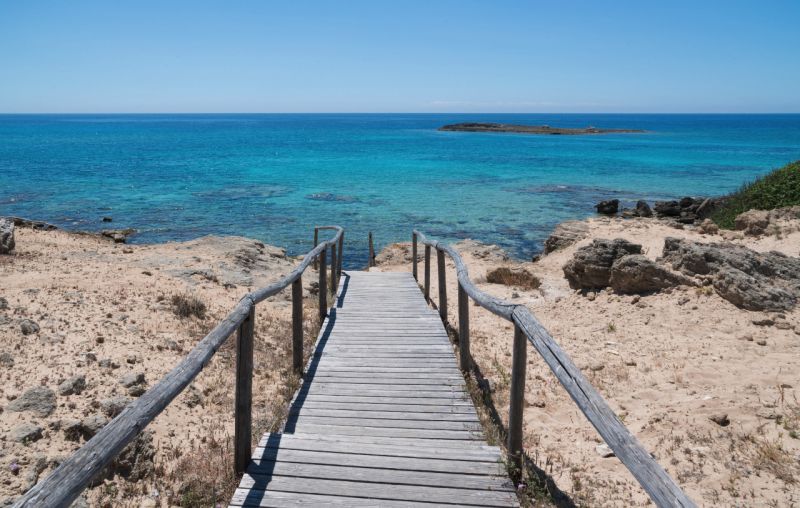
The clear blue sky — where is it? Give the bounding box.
[1,1,798,113]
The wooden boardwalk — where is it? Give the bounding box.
[230,271,518,507]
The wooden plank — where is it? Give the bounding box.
[295,401,478,414]
[230,488,465,507]
[286,416,483,431]
[287,423,483,440]
[289,408,479,422]
[233,476,515,507]
[241,462,513,491]
[258,433,498,452]
[250,447,505,475]
[299,394,473,405]
[235,304,256,474]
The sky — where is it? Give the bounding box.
[1,1,798,113]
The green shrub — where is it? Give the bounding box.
[712,160,800,229]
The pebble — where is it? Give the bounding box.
[589,363,605,372]
[709,414,730,427]
[586,291,596,301]
[757,339,767,346]
[631,295,640,304]
[595,444,615,458]
[19,319,40,335]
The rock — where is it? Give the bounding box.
[735,210,770,236]
[654,200,682,217]
[753,318,775,326]
[563,239,642,289]
[7,386,56,417]
[102,216,113,222]
[62,419,83,441]
[757,339,767,346]
[609,255,694,294]
[100,396,130,418]
[10,423,43,443]
[0,297,7,310]
[595,443,615,458]
[120,372,145,388]
[709,414,730,427]
[662,237,800,311]
[586,291,596,301]
[631,295,641,304]
[595,199,619,215]
[589,363,605,371]
[100,228,135,244]
[58,375,86,396]
[0,352,14,368]
[19,319,40,335]
[128,385,147,397]
[698,219,719,235]
[0,218,15,254]
[634,200,653,218]
[80,414,109,438]
[543,221,589,254]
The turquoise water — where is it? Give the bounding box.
[1,114,799,267]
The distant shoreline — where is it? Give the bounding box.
[439,122,645,135]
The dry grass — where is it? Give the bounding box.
[486,267,541,290]
[171,293,207,319]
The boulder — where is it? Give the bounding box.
[7,386,56,417]
[100,396,130,418]
[609,255,694,294]
[563,239,642,289]
[662,237,800,311]
[20,319,39,335]
[635,200,653,218]
[735,210,770,236]
[10,423,43,443]
[0,218,15,254]
[80,414,109,438]
[58,375,86,396]
[543,221,589,254]
[654,200,682,217]
[595,199,619,215]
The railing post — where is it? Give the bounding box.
[508,323,527,479]
[318,248,327,322]
[458,282,471,371]
[337,231,344,286]
[412,232,418,281]
[368,232,375,268]
[313,227,319,270]
[330,244,337,294]
[292,277,303,377]
[234,301,255,475]
[437,248,447,323]
[424,245,431,302]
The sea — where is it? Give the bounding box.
[1,113,799,268]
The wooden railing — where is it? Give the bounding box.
[412,230,695,508]
[14,226,345,508]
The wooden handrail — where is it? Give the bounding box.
[15,226,344,508]
[412,229,695,508]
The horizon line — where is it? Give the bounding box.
[1,111,800,115]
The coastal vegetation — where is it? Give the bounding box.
[712,160,800,228]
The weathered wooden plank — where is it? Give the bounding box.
[258,433,498,452]
[295,401,477,414]
[299,394,472,405]
[287,423,482,440]
[286,415,483,431]
[250,448,505,475]
[289,408,479,421]
[241,462,513,491]
[229,488,464,507]
[235,304,256,474]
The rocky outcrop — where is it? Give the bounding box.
[734,207,800,236]
[7,386,56,417]
[662,237,800,311]
[609,255,695,294]
[595,199,619,215]
[0,218,15,254]
[100,229,135,244]
[654,197,721,224]
[563,239,642,289]
[543,221,589,254]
